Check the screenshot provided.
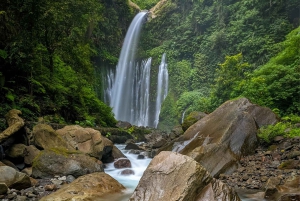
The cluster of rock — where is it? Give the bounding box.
[1,97,299,201]
[129,98,299,201]
[0,110,128,200]
[220,136,300,200]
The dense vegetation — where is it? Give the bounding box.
[137,0,300,130]
[0,0,136,128]
[0,0,299,134]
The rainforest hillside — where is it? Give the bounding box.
[135,0,300,129]
[0,0,137,129]
[0,0,299,131]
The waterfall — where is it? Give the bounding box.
[106,12,169,128]
[154,53,169,128]
[110,11,148,124]
[181,109,187,124]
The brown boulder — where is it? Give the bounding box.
[174,98,278,177]
[39,172,125,201]
[56,125,104,158]
[130,151,240,201]
[32,124,74,150]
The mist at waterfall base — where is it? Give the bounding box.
[104,144,151,201]
[103,11,168,128]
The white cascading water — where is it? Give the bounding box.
[110,11,148,125]
[154,53,169,128]
[106,11,169,128]
[104,144,151,201]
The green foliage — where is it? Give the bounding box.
[139,0,299,129]
[211,53,250,108]
[242,26,300,115]
[131,0,160,10]
[177,90,205,117]
[258,115,300,144]
[0,0,130,126]
[158,93,179,131]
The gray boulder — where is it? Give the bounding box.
[0,166,31,190]
[174,98,278,177]
[32,149,103,178]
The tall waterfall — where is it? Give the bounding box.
[106,12,169,128]
[154,53,168,128]
[110,12,148,125]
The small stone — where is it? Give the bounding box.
[7,193,17,199]
[137,154,145,159]
[0,183,8,195]
[120,169,135,175]
[44,184,56,191]
[16,195,27,201]
[273,136,284,142]
[261,176,268,182]
[58,176,66,181]
[114,158,131,169]
[51,179,63,186]
[66,175,76,183]
[27,193,37,198]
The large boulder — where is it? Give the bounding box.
[0,109,25,143]
[173,98,278,177]
[32,148,103,178]
[56,125,105,158]
[0,166,31,190]
[40,172,125,201]
[32,124,74,151]
[130,151,240,201]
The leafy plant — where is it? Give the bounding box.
[258,115,300,143]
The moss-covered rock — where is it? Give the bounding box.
[32,124,74,151]
[182,111,207,132]
[32,148,103,178]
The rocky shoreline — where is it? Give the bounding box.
[1,98,300,201]
[221,136,300,200]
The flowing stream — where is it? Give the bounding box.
[104,144,151,200]
[104,144,266,201]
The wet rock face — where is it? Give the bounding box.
[175,98,278,177]
[130,151,240,201]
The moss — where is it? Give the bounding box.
[278,159,298,169]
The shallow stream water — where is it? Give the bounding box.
[104,144,151,201]
[104,144,266,201]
